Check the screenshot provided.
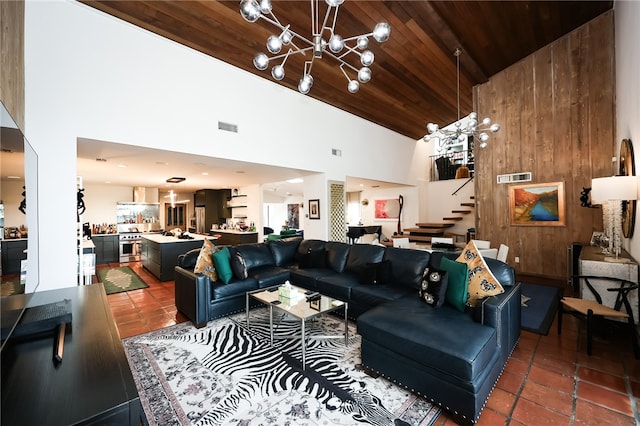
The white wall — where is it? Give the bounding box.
[80,183,133,226]
[616,1,640,259]
[23,1,426,290]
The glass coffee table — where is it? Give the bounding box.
[246,283,348,370]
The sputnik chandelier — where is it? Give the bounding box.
[239,0,391,94]
[423,48,500,150]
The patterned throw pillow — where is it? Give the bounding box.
[193,238,218,281]
[419,266,448,307]
[456,240,504,307]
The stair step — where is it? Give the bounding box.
[414,222,456,228]
[404,235,434,242]
[403,227,446,235]
[442,217,463,221]
[451,210,472,214]
[460,203,475,207]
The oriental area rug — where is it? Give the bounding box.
[123,310,441,426]
[97,266,149,295]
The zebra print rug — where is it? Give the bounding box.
[123,309,441,426]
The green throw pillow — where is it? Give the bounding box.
[440,257,469,312]
[213,247,233,284]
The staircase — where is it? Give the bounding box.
[402,197,475,244]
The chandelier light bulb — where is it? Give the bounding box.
[298,74,313,94]
[357,36,369,50]
[348,80,360,93]
[358,67,371,83]
[361,50,374,66]
[240,0,261,22]
[479,141,488,149]
[372,22,391,43]
[259,0,272,14]
[427,123,439,133]
[479,132,489,142]
[267,35,282,53]
[253,52,269,70]
[325,0,344,6]
[329,34,344,53]
[490,123,501,132]
[271,65,285,80]
[281,29,293,44]
[482,117,491,125]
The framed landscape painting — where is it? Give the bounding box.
[509,182,565,226]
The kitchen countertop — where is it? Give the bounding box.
[209,229,258,235]
[141,233,217,244]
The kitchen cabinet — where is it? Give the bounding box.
[228,194,248,219]
[92,234,119,265]
[1,239,28,275]
[141,234,210,281]
[194,189,231,230]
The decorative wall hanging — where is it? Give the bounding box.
[18,186,26,214]
[509,182,565,226]
[619,138,636,238]
[287,203,300,228]
[309,199,320,219]
[374,198,401,221]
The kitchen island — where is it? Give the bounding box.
[210,229,258,246]
[141,233,215,282]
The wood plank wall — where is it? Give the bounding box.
[0,0,25,128]
[474,11,614,281]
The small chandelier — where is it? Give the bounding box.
[423,48,500,149]
[239,0,391,94]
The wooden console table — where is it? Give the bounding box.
[579,245,639,324]
[1,283,144,425]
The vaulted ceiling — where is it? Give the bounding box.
[81,1,612,141]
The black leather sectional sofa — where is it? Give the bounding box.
[174,237,521,423]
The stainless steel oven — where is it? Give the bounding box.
[119,233,141,262]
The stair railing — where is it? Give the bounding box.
[452,176,474,196]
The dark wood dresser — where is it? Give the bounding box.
[1,283,144,425]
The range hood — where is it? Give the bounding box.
[133,187,159,204]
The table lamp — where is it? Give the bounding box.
[591,175,638,257]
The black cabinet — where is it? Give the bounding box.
[194,189,232,228]
[1,239,28,275]
[93,235,119,265]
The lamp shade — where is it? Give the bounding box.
[591,175,639,204]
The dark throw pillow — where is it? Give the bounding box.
[213,246,233,284]
[358,260,391,285]
[418,266,448,307]
[230,251,248,280]
[440,256,469,312]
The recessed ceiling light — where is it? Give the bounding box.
[286,178,304,184]
[117,164,127,168]
[166,177,186,183]
[156,161,169,165]
[202,172,209,176]
[7,175,21,179]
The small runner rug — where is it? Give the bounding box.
[520,282,563,335]
[97,266,149,295]
[123,310,441,426]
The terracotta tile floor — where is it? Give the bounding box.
[103,263,640,425]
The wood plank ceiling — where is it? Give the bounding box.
[81,0,612,140]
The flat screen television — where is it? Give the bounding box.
[0,100,40,352]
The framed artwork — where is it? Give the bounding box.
[509,182,565,226]
[287,204,300,229]
[309,199,320,219]
[374,198,401,220]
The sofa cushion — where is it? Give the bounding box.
[350,284,414,308]
[358,260,391,285]
[179,248,201,270]
[213,247,233,284]
[345,244,385,273]
[440,257,468,312]
[211,277,258,299]
[324,242,351,273]
[230,250,248,280]
[235,243,275,271]
[251,265,291,288]
[193,239,218,281]
[419,266,448,308]
[357,296,498,383]
[299,249,327,269]
[289,268,337,290]
[296,239,326,260]
[268,237,302,266]
[383,247,431,289]
[316,273,359,300]
[456,241,504,307]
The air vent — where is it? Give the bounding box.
[331,148,342,157]
[218,121,238,133]
[496,172,532,184]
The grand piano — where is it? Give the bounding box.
[346,225,383,244]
